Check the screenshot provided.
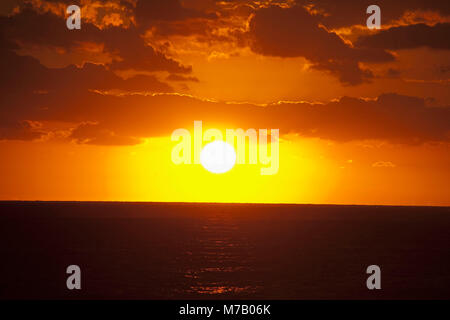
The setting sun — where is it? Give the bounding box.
[200,141,237,174]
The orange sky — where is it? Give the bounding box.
[0,0,449,205]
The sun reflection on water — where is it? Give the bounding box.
[178,214,261,296]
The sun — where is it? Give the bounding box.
[200,140,237,174]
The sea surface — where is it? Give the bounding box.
[0,202,449,299]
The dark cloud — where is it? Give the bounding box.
[135,0,216,26]
[3,79,449,145]
[385,68,402,78]
[60,91,450,145]
[0,0,19,16]
[69,122,141,146]
[133,0,231,42]
[356,23,450,50]
[166,74,199,82]
[297,0,450,29]
[0,120,44,141]
[0,37,173,141]
[0,7,192,73]
[247,5,394,85]
[0,46,173,96]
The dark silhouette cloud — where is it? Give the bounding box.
[0,7,192,73]
[135,0,217,26]
[296,0,450,29]
[2,77,449,145]
[0,120,44,141]
[0,45,173,96]
[0,38,172,141]
[356,23,450,50]
[166,74,199,82]
[69,122,141,146]
[247,5,394,85]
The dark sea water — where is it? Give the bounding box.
[0,202,449,299]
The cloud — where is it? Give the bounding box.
[1,29,447,146]
[0,120,45,141]
[166,74,199,82]
[135,0,216,26]
[69,122,141,146]
[356,23,450,50]
[0,38,172,142]
[11,0,137,28]
[0,7,192,74]
[246,5,394,85]
[297,0,450,29]
[372,161,396,168]
[0,1,448,145]
[0,45,173,96]
[3,81,449,145]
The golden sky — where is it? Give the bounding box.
[0,0,449,205]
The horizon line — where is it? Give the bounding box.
[0,200,448,208]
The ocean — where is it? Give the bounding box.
[0,202,449,299]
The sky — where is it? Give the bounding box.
[0,0,449,205]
